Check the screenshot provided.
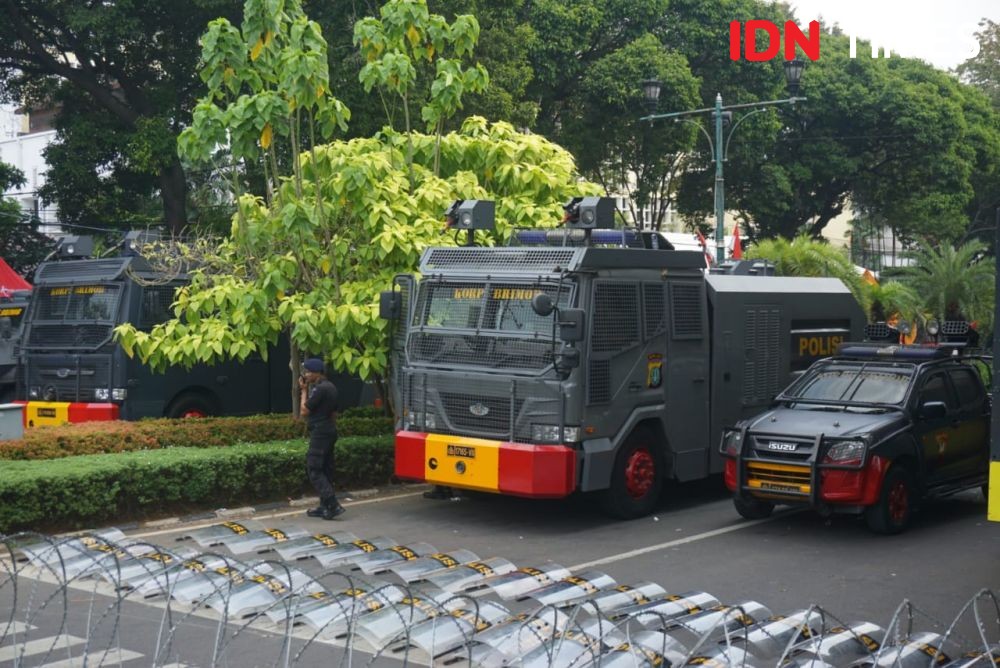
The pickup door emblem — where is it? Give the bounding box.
[767,441,798,452]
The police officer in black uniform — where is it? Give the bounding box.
[299,357,345,519]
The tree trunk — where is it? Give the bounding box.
[289,336,302,418]
[159,157,189,235]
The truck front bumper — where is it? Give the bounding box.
[20,401,120,427]
[395,431,576,499]
[724,455,889,509]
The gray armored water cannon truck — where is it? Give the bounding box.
[380,197,865,518]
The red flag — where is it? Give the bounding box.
[694,230,712,267]
[732,223,742,259]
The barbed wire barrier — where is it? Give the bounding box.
[1,525,998,667]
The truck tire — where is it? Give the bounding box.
[601,431,664,520]
[166,393,215,419]
[865,465,915,535]
[733,495,774,520]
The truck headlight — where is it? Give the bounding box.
[406,410,436,431]
[111,388,127,401]
[531,425,580,443]
[720,429,742,457]
[29,386,40,399]
[94,388,110,401]
[824,440,866,466]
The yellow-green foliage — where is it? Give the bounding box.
[116,118,600,381]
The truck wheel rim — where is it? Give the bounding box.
[625,448,655,499]
[888,480,908,524]
[181,409,206,418]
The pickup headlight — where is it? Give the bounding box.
[94,388,110,401]
[824,440,866,466]
[720,429,743,457]
[531,424,580,443]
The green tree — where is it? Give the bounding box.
[674,29,999,245]
[746,235,863,303]
[900,240,995,332]
[354,0,489,177]
[958,19,1000,108]
[0,162,50,278]
[560,34,699,229]
[116,0,599,415]
[117,119,599,413]
[856,280,922,325]
[0,0,240,233]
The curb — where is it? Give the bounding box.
[129,484,429,531]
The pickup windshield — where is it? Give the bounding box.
[785,364,912,405]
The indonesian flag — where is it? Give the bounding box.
[732,223,742,259]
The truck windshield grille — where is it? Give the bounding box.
[408,281,572,371]
[35,284,121,323]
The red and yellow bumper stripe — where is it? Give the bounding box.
[396,431,576,499]
[20,401,120,427]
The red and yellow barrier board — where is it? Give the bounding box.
[21,401,120,427]
[396,430,576,499]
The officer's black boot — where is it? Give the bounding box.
[320,495,345,520]
[306,503,325,518]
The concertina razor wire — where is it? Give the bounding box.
[1,525,998,668]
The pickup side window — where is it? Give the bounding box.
[917,372,957,410]
[948,368,984,410]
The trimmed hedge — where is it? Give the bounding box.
[0,435,395,533]
[0,413,394,460]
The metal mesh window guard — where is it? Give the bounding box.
[140,285,180,329]
[591,282,640,354]
[406,280,572,373]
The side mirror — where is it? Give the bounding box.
[531,293,554,317]
[379,291,401,320]
[0,317,11,340]
[920,401,947,420]
[558,308,586,343]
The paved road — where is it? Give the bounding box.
[4,478,999,666]
[141,478,999,642]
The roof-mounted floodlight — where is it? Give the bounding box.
[445,200,495,231]
[445,199,494,246]
[122,230,161,257]
[55,235,94,259]
[563,196,616,231]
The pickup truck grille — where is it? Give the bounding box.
[746,461,811,496]
[750,436,814,462]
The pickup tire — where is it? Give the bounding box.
[733,495,774,520]
[865,465,915,534]
[602,430,664,520]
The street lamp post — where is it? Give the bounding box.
[641,59,806,264]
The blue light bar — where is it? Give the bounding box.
[836,344,956,360]
[513,229,640,246]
